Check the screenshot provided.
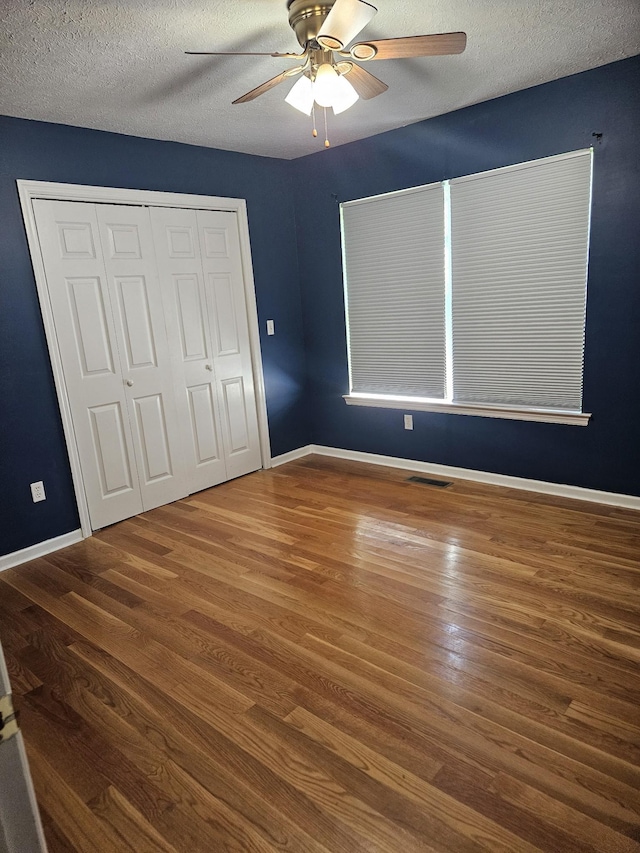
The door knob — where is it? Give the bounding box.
[205,364,213,371]
[125,379,134,387]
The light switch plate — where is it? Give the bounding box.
[266,319,275,336]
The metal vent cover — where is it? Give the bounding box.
[407,475,452,488]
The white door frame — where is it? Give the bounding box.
[17,179,272,539]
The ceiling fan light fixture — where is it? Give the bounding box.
[188,1,467,146]
[285,74,315,114]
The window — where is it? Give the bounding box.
[341,150,593,425]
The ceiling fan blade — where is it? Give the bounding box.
[186,51,303,58]
[339,62,388,100]
[232,69,300,104]
[317,0,377,51]
[348,32,467,61]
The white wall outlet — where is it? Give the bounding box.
[404,414,413,430]
[30,481,46,502]
[266,319,275,336]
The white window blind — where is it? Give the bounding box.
[342,184,446,398]
[450,150,592,410]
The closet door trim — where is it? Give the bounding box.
[18,180,271,539]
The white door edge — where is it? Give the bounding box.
[17,179,272,539]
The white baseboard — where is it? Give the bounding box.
[271,445,640,511]
[0,529,84,572]
[270,445,315,467]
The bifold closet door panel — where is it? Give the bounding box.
[150,206,228,492]
[32,199,144,529]
[96,205,189,511]
[196,209,261,480]
[150,206,261,487]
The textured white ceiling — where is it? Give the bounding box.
[1,1,638,160]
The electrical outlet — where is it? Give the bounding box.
[30,481,46,502]
[266,319,275,336]
[404,414,413,430]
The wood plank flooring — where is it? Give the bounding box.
[1,455,640,852]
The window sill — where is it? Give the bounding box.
[343,395,591,426]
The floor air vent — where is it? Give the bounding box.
[407,476,452,488]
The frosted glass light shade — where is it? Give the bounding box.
[285,74,314,115]
[313,63,341,108]
[331,74,359,114]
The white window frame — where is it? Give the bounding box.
[342,151,593,427]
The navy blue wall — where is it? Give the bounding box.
[0,117,309,557]
[291,56,640,497]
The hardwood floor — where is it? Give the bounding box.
[1,455,640,852]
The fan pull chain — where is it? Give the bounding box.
[311,103,318,138]
[324,107,330,148]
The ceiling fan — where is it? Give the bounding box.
[187,0,467,146]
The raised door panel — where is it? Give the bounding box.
[32,199,143,529]
[188,384,222,466]
[150,206,227,493]
[175,275,208,361]
[67,276,116,377]
[97,205,188,511]
[221,378,251,455]
[89,402,137,496]
[197,210,261,480]
[133,394,174,484]
[211,274,240,356]
[115,276,158,370]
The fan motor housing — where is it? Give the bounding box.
[287,0,335,47]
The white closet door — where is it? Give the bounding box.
[150,207,228,492]
[33,197,262,531]
[32,199,143,529]
[96,205,188,511]
[197,209,261,480]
